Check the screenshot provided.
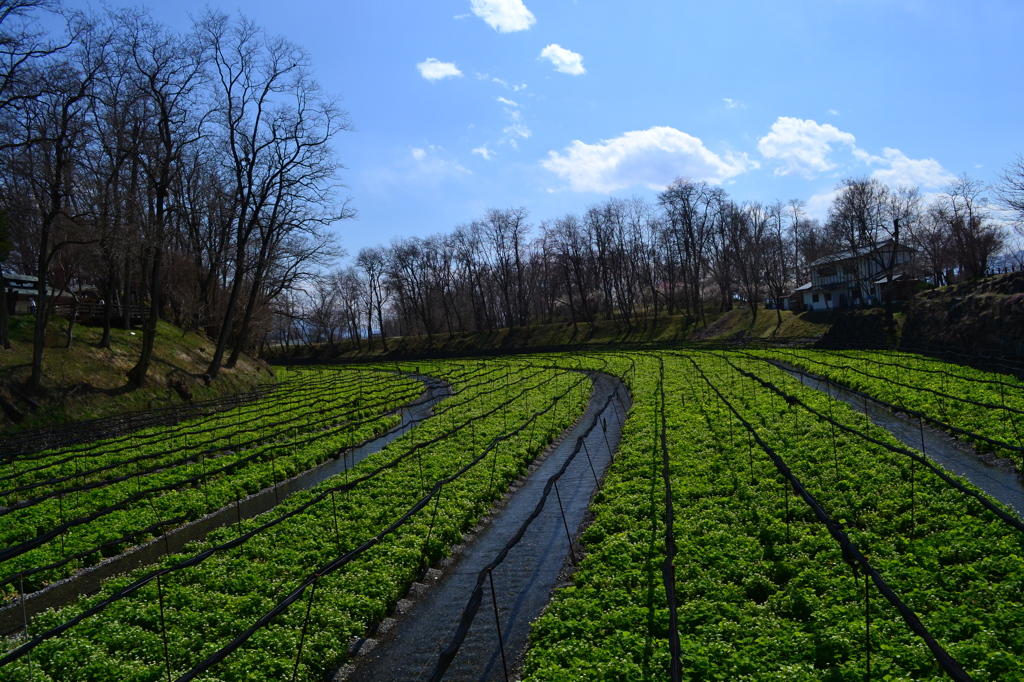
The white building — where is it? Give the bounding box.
[800,241,918,311]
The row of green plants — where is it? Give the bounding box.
[1,368,409,496]
[1,359,590,681]
[525,351,1024,681]
[0,368,424,601]
[760,348,1024,466]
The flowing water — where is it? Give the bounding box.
[777,362,1024,518]
[344,372,629,682]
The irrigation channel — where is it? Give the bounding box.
[0,373,451,636]
[774,361,1024,518]
[343,372,629,682]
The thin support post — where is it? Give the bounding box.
[602,416,612,454]
[784,478,791,543]
[826,383,840,480]
[157,573,172,682]
[291,577,320,682]
[488,568,509,682]
[330,490,341,556]
[235,494,243,538]
[58,494,65,557]
[582,440,599,486]
[865,568,871,682]
[553,480,575,565]
[20,574,32,682]
[488,441,499,501]
[419,485,443,575]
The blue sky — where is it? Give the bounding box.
[72,0,1024,256]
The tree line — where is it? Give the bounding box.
[2,2,1023,375]
[286,170,1023,351]
[0,1,349,391]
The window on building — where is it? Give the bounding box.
[825,292,832,302]
[812,294,820,303]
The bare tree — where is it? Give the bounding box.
[763,201,792,326]
[197,10,351,380]
[658,179,722,320]
[936,174,1002,280]
[2,12,108,392]
[996,153,1024,238]
[356,246,389,351]
[113,9,207,387]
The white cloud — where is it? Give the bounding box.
[497,96,519,107]
[472,145,494,160]
[542,126,755,193]
[417,58,463,82]
[828,109,840,116]
[868,147,955,188]
[758,117,858,178]
[723,98,746,109]
[470,0,536,32]
[539,44,585,75]
[412,146,471,177]
[805,190,838,221]
[488,77,527,92]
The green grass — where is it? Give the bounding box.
[0,314,273,433]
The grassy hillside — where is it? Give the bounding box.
[901,271,1024,354]
[0,314,274,433]
[270,308,831,363]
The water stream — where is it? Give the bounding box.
[0,374,451,636]
[343,372,629,682]
[775,362,1024,518]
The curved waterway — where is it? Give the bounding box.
[0,373,450,636]
[774,361,1024,519]
[342,372,629,682]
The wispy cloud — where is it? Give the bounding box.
[539,44,585,75]
[542,126,755,193]
[503,109,531,144]
[472,145,495,160]
[481,76,528,92]
[364,145,471,196]
[723,98,746,109]
[417,58,463,82]
[828,109,840,116]
[497,96,519,107]
[470,0,536,32]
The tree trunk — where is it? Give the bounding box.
[0,262,10,350]
[375,302,388,352]
[28,222,52,393]
[226,273,262,369]
[127,247,162,387]
[121,253,132,330]
[99,266,115,349]
[206,253,246,380]
[64,302,77,349]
